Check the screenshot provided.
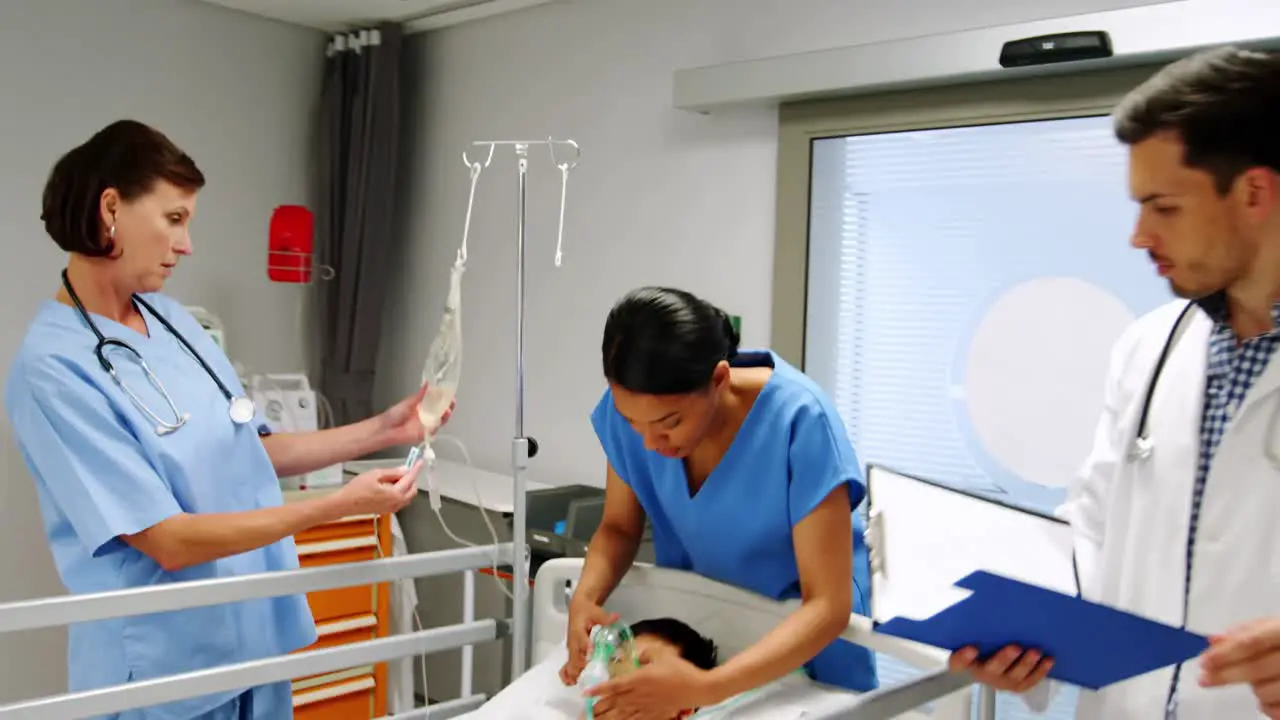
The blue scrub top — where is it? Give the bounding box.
[591,349,878,692]
[5,294,317,720]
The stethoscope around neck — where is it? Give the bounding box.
[1127,302,1196,462]
[62,270,256,435]
[1128,299,1280,467]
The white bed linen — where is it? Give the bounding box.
[454,647,870,720]
[451,647,582,720]
[516,560,968,720]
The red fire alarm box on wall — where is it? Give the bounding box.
[268,205,314,283]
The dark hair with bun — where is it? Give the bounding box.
[601,286,740,395]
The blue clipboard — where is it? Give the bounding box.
[875,570,1209,691]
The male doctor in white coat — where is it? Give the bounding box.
[948,45,1280,719]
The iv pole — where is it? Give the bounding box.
[463,137,580,681]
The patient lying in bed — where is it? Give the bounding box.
[595,618,719,719]
[461,618,860,719]
[464,617,718,720]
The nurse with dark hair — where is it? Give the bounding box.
[560,286,877,719]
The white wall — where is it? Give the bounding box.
[0,0,323,703]
[380,0,1170,487]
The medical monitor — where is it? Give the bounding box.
[866,464,1077,624]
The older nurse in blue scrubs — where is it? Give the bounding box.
[560,286,877,718]
[4,119,443,720]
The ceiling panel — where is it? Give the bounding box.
[196,0,555,32]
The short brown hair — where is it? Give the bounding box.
[41,120,206,257]
[1113,46,1280,194]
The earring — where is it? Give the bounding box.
[109,225,116,240]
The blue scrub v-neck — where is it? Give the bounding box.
[591,350,878,692]
[670,367,776,504]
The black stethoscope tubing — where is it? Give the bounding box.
[1130,300,1198,460]
[61,269,251,426]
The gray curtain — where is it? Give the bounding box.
[316,23,404,426]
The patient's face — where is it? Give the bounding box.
[578,635,695,720]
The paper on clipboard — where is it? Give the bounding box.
[864,466,1209,691]
[865,465,1076,624]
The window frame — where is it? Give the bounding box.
[771,63,1168,369]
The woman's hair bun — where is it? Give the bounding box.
[717,309,740,361]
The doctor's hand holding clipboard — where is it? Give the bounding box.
[948,645,1054,695]
[948,46,1280,720]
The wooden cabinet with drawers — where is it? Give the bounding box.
[283,490,392,720]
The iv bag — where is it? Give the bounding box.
[419,259,464,436]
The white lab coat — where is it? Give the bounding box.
[1053,298,1280,719]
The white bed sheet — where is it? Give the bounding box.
[486,559,967,720]
[453,647,894,720]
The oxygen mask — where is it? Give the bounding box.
[579,621,639,718]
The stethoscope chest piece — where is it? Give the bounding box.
[1129,436,1155,462]
[229,396,256,425]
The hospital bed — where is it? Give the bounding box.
[454,557,975,720]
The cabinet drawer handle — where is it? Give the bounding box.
[293,676,375,708]
[316,615,378,637]
[297,536,378,556]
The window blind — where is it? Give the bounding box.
[805,114,1175,720]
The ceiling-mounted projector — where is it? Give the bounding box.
[1000,31,1114,68]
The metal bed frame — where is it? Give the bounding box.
[0,544,509,719]
[0,541,996,719]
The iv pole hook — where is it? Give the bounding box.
[462,142,496,170]
[547,137,579,267]
[547,137,580,171]
[455,143,495,266]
